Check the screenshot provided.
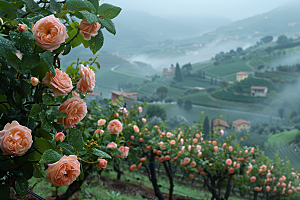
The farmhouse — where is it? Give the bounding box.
[162,65,175,76]
[111,91,138,109]
[232,119,251,131]
[236,72,248,82]
[209,119,230,130]
[250,86,268,97]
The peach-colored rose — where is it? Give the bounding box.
[190,161,196,167]
[138,106,142,113]
[184,157,191,164]
[0,121,32,156]
[58,96,87,128]
[77,20,101,40]
[170,140,176,145]
[31,77,39,86]
[97,119,106,126]
[54,132,65,142]
[106,142,117,149]
[142,118,147,123]
[226,159,232,166]
[107,119,123,134]
[250,176,256,182]
[42,68,73,97]
[116,146,129,158]
[76,65,95,94]
[133,125,139,133]
[130,164,136,172]
[94,129,104,136]
[33,15,68,51]
[18,24,28,32]
[45,155,80,186]
[97,158,107,168]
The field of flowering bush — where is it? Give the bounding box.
[0,0,300,200]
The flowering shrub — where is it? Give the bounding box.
[0,0,122,199]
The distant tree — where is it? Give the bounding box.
[183,99,192,111]
[198,70,202,78]
[167,116,188,129]
[258,65,264,70]
[211,77,213,85]
[215,78,218,86]
[260,35,273,43]
[278,108,285,120]
[214,61,219,66]
[203,116,209,137]
[203,71,205,78]
[220,80,229,88]
[266,47,273,54]
[177,98,183,107]
[277,35,288,44]
[146,105,166,120]
[165,96,174,104]
[156,86,168,101]
[289,111,298,120]
[235,85,243,94]
[236,47,243,53]
[151,94,160,103]
[174,63,183,82]
[230,49,235,54]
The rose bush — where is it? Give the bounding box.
[0,0,122,199]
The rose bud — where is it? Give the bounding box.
[54,132,65,142]
[31,77,39,86]
[18,24,28,32]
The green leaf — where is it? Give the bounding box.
[78,10,98,23]
[0,36,15,58]
[33,163,43,178]
[29,104,42,120]
[0,156,12,171]
[21,52,40,69]
[92,148,111,159]
[40,149,62,164]
[70,22,79,28]
[52,45,65,54]
[47,111,68,121]
[42,93,56,105]
[29,138,55,161]
[6,52,21,70]
[98,18,116,35]
[38,128,53,140]
[89,65,97,72]
[31,62,49,83]
[66,0,95,11]
[0,7,16,17]
[21,31,34,44]
[57,10,73,18]
[23,0,39,12]
[20,79,31,97]
[0,0,14,8]
[40,51,55,75]
[0,185,9,200]
[69,128,84,152]
[88,29,104,54]
[62,44,72,56]
[97,3,121,19]
[50,0,62,13]
[87,0,99,11]
[15,176,28,199]
[40,111,52,133]
[57,143,74,155]
[110,134,117,141]
[94,61,100,69]
[65,28,78,43]
[66,66,76,75]
[71,32,84,48]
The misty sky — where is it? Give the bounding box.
[107,0,292,21]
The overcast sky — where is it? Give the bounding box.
[106,0,292,21]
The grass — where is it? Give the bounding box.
[267,129,299,146]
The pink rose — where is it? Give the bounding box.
[133,125,139,133]
[138,106,142,113]
[94,129,104,136]
[77,20,101,40]
[97,158,107,168]
[58,96,87,128]
[30,77,39,86]
[33,15,68,51]
[54,132,65,142]
[116,146,129,158]
[42,68,73,97]
[107,119,123,135]
[18,24,28,32]
[97,119,106,126]
[0,121,32,156]
[106,142,117,149]
[142,118,147,123]
[45,155,80,186]
[76,65,95,94]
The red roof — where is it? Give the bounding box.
[111,91,138,100]
[250,86,267,90]
[209,119,230,128]
[232,119,251,126]
[236,72,248,75]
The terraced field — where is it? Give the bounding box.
[264,144,300,172]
